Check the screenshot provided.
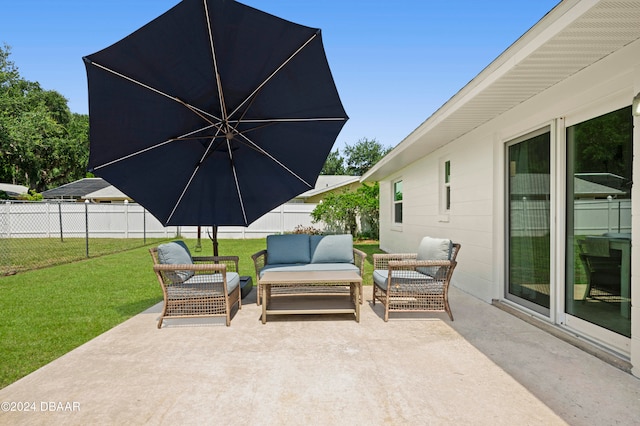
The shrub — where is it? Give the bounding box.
[292,225,324,235]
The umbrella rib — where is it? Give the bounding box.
[236,132,313,189]
[235,117,347,123]
[86,60,222,123]
[92,125,216,170]
[226,141,248,225]
[228,31,320,120]
[166,130,225,224]
[204,0,228,124]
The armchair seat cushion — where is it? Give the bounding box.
[182,272,240,295]
[373,269,442,292]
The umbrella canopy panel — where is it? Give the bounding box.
[84,0,347,226]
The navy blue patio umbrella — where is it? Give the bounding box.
[83,0,347,254]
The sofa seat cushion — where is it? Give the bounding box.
[266,234,311,264]
[259,263,360,278]
[373,269,442,293]
[310,234,354,263]
[157,240,194,282]
[180,272,240,295]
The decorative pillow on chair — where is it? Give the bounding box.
[416,237,452,277]
[157,241,194,282]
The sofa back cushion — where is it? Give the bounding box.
[266,234,311,264]
[310,234,354,264]
[156,240,194,282]
[416,237,452,277]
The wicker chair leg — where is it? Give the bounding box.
[157,303,168,329]
[444,293,454,321]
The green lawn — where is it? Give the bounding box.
[0,238,382,389]
[0,237,172,275]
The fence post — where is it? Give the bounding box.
[4,201,10,238]
[607,195,613,232]
[280,204,285,234]
[46,202,51,238]
[85,200,90,258]
[618,200,622,233]
[124,199,129,238]
[143,207,146,244]
[58,202,64,242]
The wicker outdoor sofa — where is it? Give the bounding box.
[251,234,366,305]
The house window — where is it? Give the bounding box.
[444,160,451,211]
[393,180,403,224]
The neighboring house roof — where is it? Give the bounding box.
[509,174,626,198]
[0,183,29,196]
[82,185,131,201]
[574,177,626,199]
[295,175,360,200]
[42,178,119,199]
[363,0,640,181]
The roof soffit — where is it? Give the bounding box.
[363,0,640,181]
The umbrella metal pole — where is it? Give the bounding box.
[195,226,202,252]
[211,225,219,257]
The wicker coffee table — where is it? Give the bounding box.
[258,270,362,323]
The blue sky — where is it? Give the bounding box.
[3,0,559,152]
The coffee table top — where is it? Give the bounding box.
[259,270,362,284]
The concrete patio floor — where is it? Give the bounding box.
[1,286,639,425]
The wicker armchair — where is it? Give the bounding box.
[150,245,241,328]
[373,241,460,321]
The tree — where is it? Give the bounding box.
[343,137,392,176]
[314,138,390,238]
[0,44,89,191]
[321,137,392,177]
[320,149,345,175]
[311,182,380,239]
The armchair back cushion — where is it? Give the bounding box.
[156,241,194,282]
[310,234,354,263]
[266,234,311,264]
[416,237,453,276]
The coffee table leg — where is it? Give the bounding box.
[261,284,267,324]
[355,282,360,323]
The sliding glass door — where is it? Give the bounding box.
[565,107,633,338]
[506,129,551,314]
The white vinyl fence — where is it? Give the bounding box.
[510,198,631,237]
[0,200,319,275]
[1,201,319,239]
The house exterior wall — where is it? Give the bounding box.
[377,37,640,373]
[379,132,496,302]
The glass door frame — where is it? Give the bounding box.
[501,98,633,356]
[560,101,633,355]
[504,124,556,318]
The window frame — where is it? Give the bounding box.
[443,159,451,213]
[392,179,403,225]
